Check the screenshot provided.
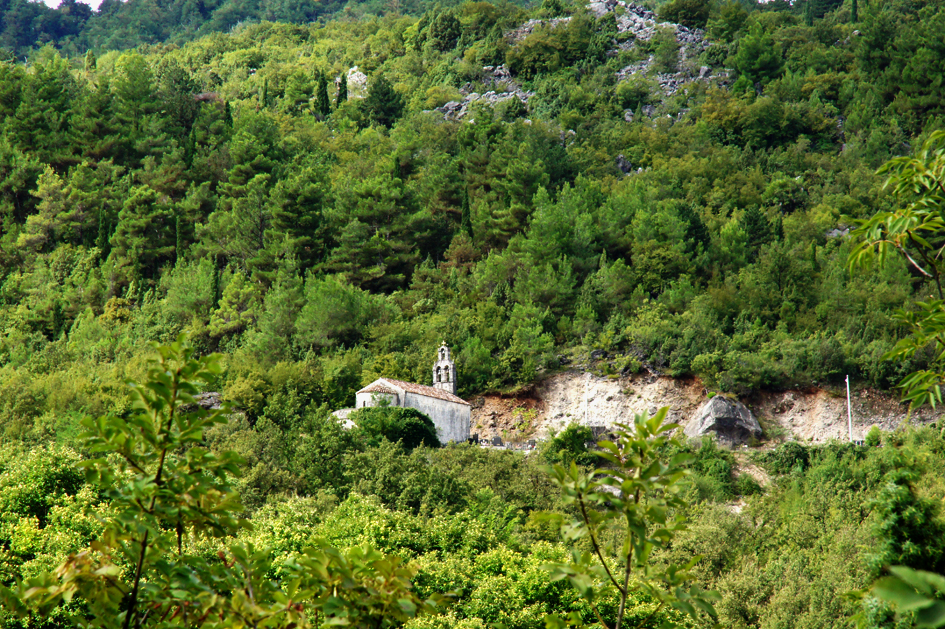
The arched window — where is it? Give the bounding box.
[445,368,450,382]
[436,366,442,382]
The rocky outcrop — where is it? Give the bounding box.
[471,370,941,445]
[684,396,763,445]
[596,0,707,46]
[346,67,368,98]
[506,17,573,44]
[433,65,533,121]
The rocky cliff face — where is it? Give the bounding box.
[469,370,942,444]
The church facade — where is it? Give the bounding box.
[354,343,471,444]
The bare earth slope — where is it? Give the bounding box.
[470,371,943,443]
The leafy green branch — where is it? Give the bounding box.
[850,131,945,411]
[542,408,719,629]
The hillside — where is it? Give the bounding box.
[0,1,945,627]
[0,0,943,439]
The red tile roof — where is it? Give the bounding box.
[358,382,399,396]
[358,378,470,406]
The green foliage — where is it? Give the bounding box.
[314,70,330,116]
[652,26,681,74]
[868,468,945,577]
[362,75,405,128]
[0,23,942,629]
[760,441,812,474]
[850,131,945,409]
[542,423,595,467]
[658,0,710,29]
[544,408,719,629]
[506,13,605,79]
[733,24,784,86]
[0,337,443,628]
[869,567,945,628]
[350,405,442,449]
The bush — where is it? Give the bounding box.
[350,406,441,449]
[616,75,656,110]
[542,423,595,466]
[652,26,680,74]
[866,425,882,447]
[658,0,710,30]
[734,474,763,496]
[761,441,811,475]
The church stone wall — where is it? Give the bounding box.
[355,391,399,409]
[403,393,470,444]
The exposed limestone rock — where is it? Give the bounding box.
[433,64,533,121]
[346,66,368,98]
[471,371,941,444]
[684,396,763,445]
[506,17,573,44]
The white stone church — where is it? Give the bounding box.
[347,343,471,444]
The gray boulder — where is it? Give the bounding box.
[685,396,762,445]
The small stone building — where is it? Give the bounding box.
[354,343,471,444]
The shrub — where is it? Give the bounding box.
[542,423,595,466]
[761,441,811,475]
[659,0,710,30]
[350,406,441,449]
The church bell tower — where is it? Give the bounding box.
[432,342,457,394]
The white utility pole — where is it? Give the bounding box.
[846,375,853,442]
[584,372,589,426]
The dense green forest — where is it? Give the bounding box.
[0,0,943,440]
[0,342,944,628]
[1,0,945,625]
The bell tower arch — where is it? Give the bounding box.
[432,342,457,395]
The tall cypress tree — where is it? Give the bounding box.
[314,70,330,117]
[461,186,473,238]
[175,213,184,263]
[337,73,348,106]
[260,77,269,109]
[851,0,858,21]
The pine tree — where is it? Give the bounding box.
[362,75,404,128]
[208,270,261,337]
[107,184,176,285]
[851,0,858,21]
[679,203,710,251]
[84,49,96,72]
[223,101,233,127]
[97,207,110,257]
[211,262,221,308]
[184,127,196,167]
[740,206,771,260]
[429,10,461,51]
